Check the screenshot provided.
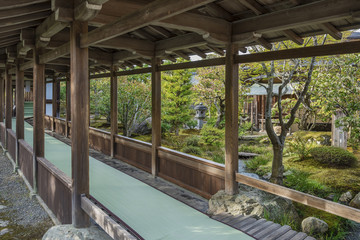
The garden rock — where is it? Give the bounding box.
[274,126,282,135]
[208,186,299,223]
[0,205,6,210]
[0,220,9,227]
[0,228,10,236]
[283,170,293,177]
[350,192,360,209]
[262,172,271,180]
[301,217,328,235]
[326,193,335,201]
[339,191,353,204]
[132,117,152,135]
[42,225,113,240]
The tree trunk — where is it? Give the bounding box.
[270,143,284,185]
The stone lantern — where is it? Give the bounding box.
[194,103,207,129]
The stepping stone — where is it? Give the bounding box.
[0,220,9,227]
[0,228,10,236]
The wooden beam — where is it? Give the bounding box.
[0,2,50,21]
[235,40,360,64]
[155,33,206,56]
[81,196,137,240]
[39,42,70,64]
[233,0,360,39]
[154,12,231,44]
[80,0,215,47]
[282,29,304,45]
[319,22,342,40]
[0,0,48,10]
[75,1,102,21]
[151,57,161,176]
[15,58,24,170]
[189,47,207,59]
[95,36,154,57]
[4,64,12,150]
[238,0,267,15]
[65,75,70,137]
[255,37,272,50]
[236,173,360,223]
[33,48,45,193]
[0,75,3,122]
[224,44,239,195]
[0,20,43,35]
[35,8,72,46]
[70,20,90,228]
[205,3,233,21]
[110,65,117,158]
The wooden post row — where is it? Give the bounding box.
[15,58,24,170]
[70,20,90,228]
[151,57,161,176]
[225,44,239,195]
[33,48,45,193]
[110,65,118,157]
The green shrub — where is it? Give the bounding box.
[181,146,202,155]
[238,145,269,155]
[310,146,357,167]
[200,125,225,147]
[212,153,225,164]
[185,135,200,147]
[287,135,318,160]
[245,152,272,171]
[284,170,331,198]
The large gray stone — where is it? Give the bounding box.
[350,192,360,209]
[208,185,299,223]
[42,225,113,240]
[301,217,328,235]
[339,191,353,204]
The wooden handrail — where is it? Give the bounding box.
[37,157,72,189]
[236,173,360,223]
[81,196,137,240]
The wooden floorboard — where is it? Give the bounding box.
[211,212,316,240]
[263,225,292,240]
[289,232,308,240]
[254,223,281,239]
[247,221,274,235]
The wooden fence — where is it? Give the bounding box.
[44,116,225,199]
[0,120,72,224]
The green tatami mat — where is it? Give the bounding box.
[12,118,254,240]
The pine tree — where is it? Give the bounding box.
[162,60,194,136]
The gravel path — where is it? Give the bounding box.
[0,148,53,239]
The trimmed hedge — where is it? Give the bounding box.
[309,146,357,167]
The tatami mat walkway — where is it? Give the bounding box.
[11,118,254,240]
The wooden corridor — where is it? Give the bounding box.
[0,1,360,239]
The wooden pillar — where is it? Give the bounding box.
[70,20,90,228]
[33,49,45,193]
[65,76,71,137]
[0,75,4,122]
[225,44,239,195]
[15,58,24,169]
[110,65,118,157]
[261,95,265,131]
[5,66,12,131]
[52,76,58,132]
[151,57,161,176]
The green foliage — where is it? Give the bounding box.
[185,135,200,147]
[286,135,318,160]
[284,170,331,198]
[181,146,202,155]
[90,78,111,121]
[212,152,225,164]
[238,144,269,155]
[162,60,195,135]
[245,152,272,171]
[117,75,151,136]
[263,209,299,231]
[310,146,357,167]
[200,123,225,147]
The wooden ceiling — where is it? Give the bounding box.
[0,0,360,77]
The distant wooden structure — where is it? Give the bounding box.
[0,0,359,239]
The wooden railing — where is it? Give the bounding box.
[236,173,360,222]
[43,116,360,222]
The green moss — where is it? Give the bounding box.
[310,146,357,167]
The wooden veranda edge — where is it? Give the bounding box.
[236,173,360,223]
